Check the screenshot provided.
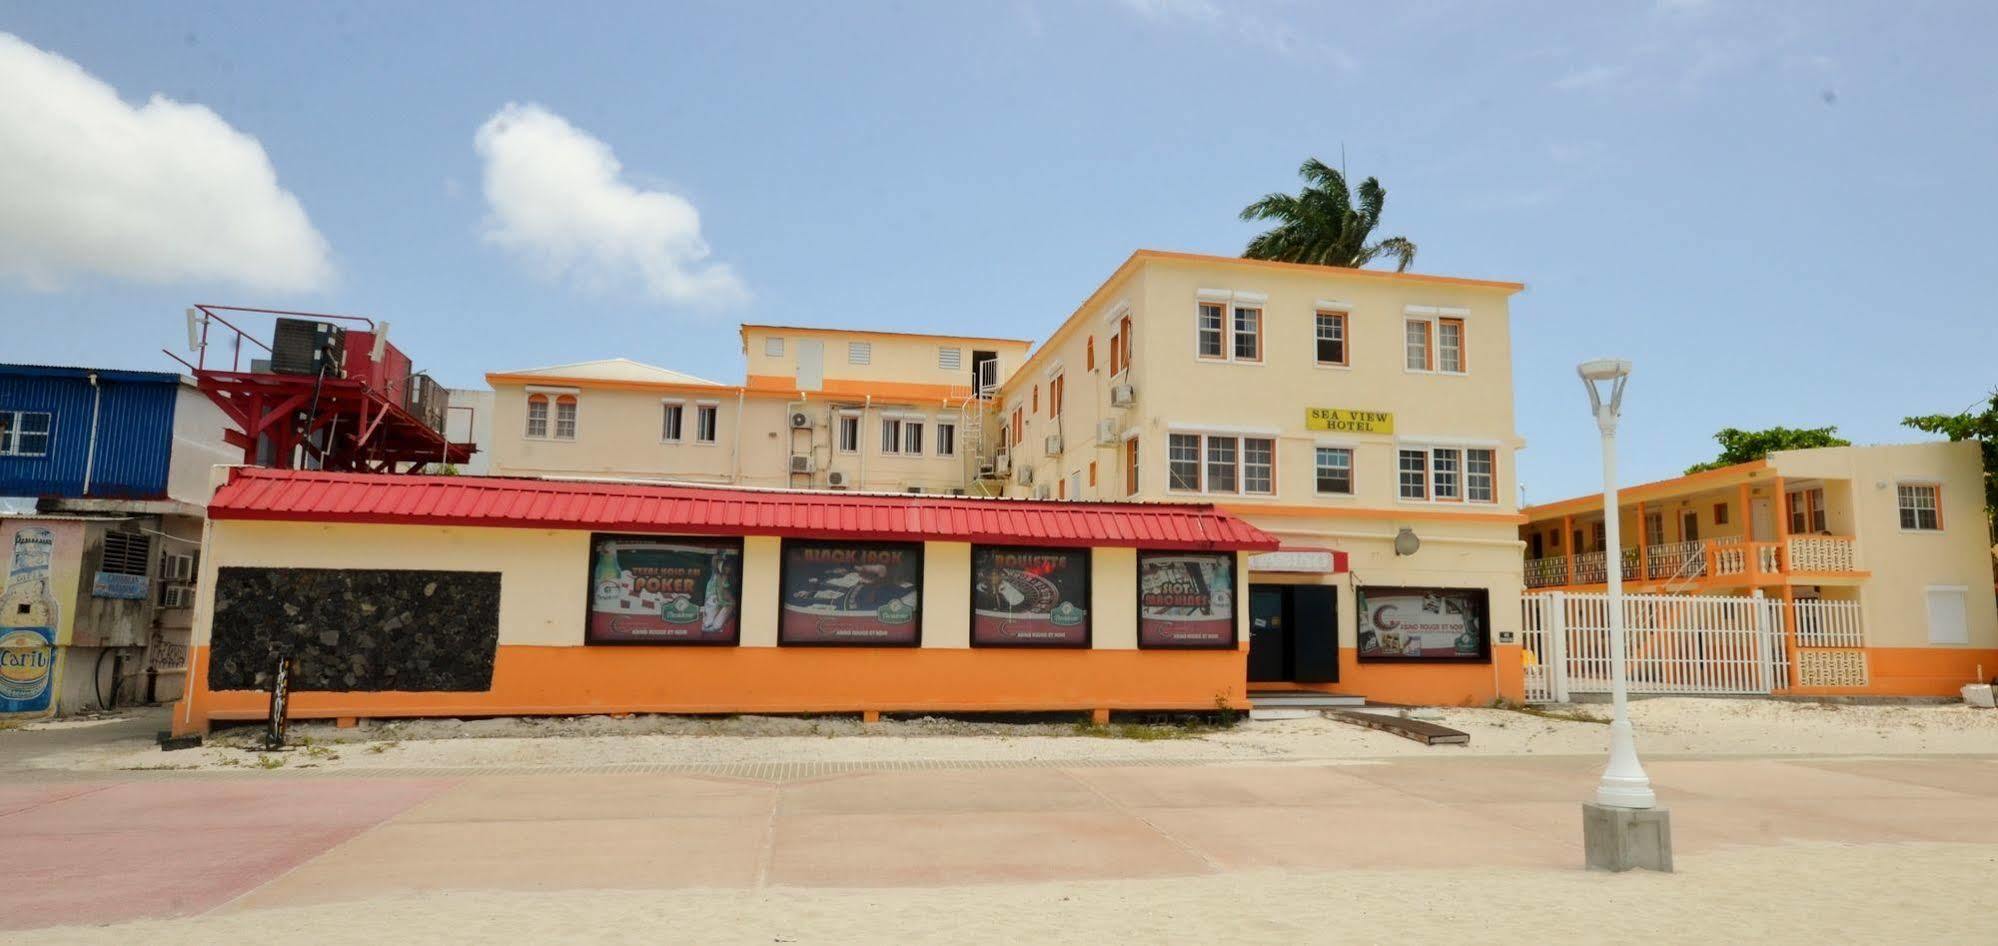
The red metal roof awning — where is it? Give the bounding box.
[207,469,1281,552]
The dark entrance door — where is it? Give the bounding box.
[1247,584,1340,683]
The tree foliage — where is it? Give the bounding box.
[1239,158,1417,272]
[1903,390,1998,517]
[1684,426,1851,474]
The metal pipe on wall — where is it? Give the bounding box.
[81,372,102,495]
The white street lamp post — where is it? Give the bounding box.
[1578,358,1656,810]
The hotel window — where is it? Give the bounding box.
[936,421,957,457]
[553,395,578,440]
[1789,487,1828,534]
[848,341,872,365]
[1431,448,1462,501]
[1315,312,1348,366]
[1466,449,1496,503]
[0,411,52,457]
[881,417,903,454]
[1315,447,1354,495]
[525,395,549,438]
[695,404,719,444]
[1232,306,1262,361]
[1167,433,1201,491]
[1169,432,1275,495]
[837,413,860,453]
[1124,436,1140,495]
[938,346,961,370]
[764,337,785,357]
[1898,484,1941,531]
[903,420,925,456]
[1397,449,1429,500]
[1437,318,1465,372]
[661,401,685,442]
[1049,374,1064,419]
[1197,302,1226,359]
[1404,320,1432,371]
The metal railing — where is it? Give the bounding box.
[1522,590,1789,700]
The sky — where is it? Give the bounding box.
[2,1,1994,502]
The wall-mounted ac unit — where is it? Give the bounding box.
[826,470,847,488]
[906,486,924,494]
[1096,419,1118,446]
[790,454,815,474]
[789,411,812,429]
[1045,433,1064,455]
[1034,484,1052,500]
[1016,465,1035,486]
[163,553,195,582]
[1110,384,1135,408]
[994,453,1012,475]
[161,585,194,609]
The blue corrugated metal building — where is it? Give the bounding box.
[0,364,182,500]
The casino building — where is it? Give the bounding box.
[173,250,1535,732]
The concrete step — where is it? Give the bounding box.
[1247,691,1366,709]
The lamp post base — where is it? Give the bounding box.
[1582,802,1674,873]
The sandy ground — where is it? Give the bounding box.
[30,698,1998,773]
[13,842,1995,945]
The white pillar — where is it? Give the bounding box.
[1595,416,1655,809]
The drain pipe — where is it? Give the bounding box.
[859,395,872,488]
[730,388,746,484]
[82,372,103,496]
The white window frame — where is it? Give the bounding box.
[1164,428,1277,497]
[935,420,957,458]
[1397,448,1430,501]
[1314,309,1350,369]
[1403,306,1470,375]
[836,410,861,454]
[1314,444,1355,496]
[552,395,578,441]
[1196,301,1226,360]
[1194,291,1266,365]
[1925,585,1970,644]
[1396,440,1500,504]
[880,416,903,455]
[523,385,578,440]
[694,402,720,445]
[660,399,686,443]
[1897,481,1943,532]
[848,341,872,365]
[0,410,53,458]
[903,419,925,456]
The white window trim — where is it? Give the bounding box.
[0,410,54,458]
[1313,308,1352,371]
[1193,293,1266,365]
[1403,310,1469,376]
[1099,300,1131,326]
[551,396,580,442]
[1163,430,1277,498]
[1313,444,1357,497]
[523,384,581,395]
[835,410,862,455]
[1395,441,1501,505]
[659,398,687,444]
[692,400,721,446]
[1048,371,1065,420]
[1895,480,1944,533]
[1041,360,1065,379]
[935,420,958,458]
[1195,299,1229,363]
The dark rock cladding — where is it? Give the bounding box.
[209,567,501,692]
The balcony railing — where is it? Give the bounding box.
[1523,534,1859,589]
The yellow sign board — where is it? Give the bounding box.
[1305,408,1394,435]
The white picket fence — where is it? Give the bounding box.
[1522,590,1790,702]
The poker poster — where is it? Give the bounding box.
[1137,551,1236,648]
[1356,586,1490,661]
[971,546,1090,646]
[588,536,742,644]
[779,540,922,645]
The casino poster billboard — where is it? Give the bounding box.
[1356,586,1491,662]
[779,540,923,646]
[1137,551,1236,648]
[587,535,742,644]
[971,546,1090,647]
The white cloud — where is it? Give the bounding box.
[0,33,333,293]
[1553,64,1625,91]
[1112,0,1353,68]
[474,102,746,307]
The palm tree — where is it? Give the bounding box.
[1239,158,1417,272]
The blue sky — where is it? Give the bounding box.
[3,1,1994,502]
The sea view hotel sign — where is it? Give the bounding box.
[1304,408,1393,435]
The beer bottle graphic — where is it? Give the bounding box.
[0,528,60,714]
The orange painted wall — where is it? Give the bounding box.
[1258,645,1524,706]
[1819,647,1998,698]
[173,644,1249,734]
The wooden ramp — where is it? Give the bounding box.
[1328,710,1470,746]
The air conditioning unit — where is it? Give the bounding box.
[1034,484,1052,500]
[1096,419,1118,446]
[1016,465,1035,486]
[161,585,194,609]
[163,553,195,582]
[1045,433,1064,455]
[270,318,346,377]
[789,411,812,429]
[1110,384,1135,408]
[790,454,815,474]
[994,452,1012,475]
[826,470,847,488]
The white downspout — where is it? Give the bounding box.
[859,395,872,489]
[730,388,746,484]
[82,372,103,496]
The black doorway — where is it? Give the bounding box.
[1247,584,1340,683]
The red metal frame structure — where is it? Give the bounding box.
[164,305,474,473]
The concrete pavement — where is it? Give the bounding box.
[5,750,1997,931]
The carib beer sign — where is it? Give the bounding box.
[0,527,59,715]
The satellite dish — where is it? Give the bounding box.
[184,307,205,352]
[371,321,391,362]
